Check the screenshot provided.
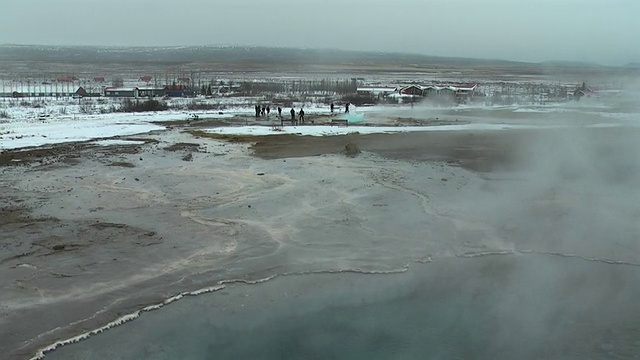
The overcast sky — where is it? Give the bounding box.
[1,0,637,65]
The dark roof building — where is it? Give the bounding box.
[164,84,193,97]
[104,87,139,97]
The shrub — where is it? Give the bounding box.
[119,99,168,112]
[79,102,95,114]
[341,94,378,106]
[0,110,10,119]
[186,102,220,111]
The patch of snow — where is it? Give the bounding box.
[92,139,147,146]
[0,120,164,150]
[203,124,549,137]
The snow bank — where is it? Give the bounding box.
[0,121,164,150]
[92,139,148,146]
[0,105,236,150]
[204,124,543,137]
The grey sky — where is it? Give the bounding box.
[1,0,638,65]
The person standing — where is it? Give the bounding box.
[255,104,260,118]
[266,106,270,117]
[345,103,350,113]
[330,102,334,113]
[290,108,295,124]
[277,106,282,118]
[299,108,305,123]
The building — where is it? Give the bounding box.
[448,84,478,101]
[73,86,88,98]
[421,83,478,100]
[137,87,165,97]
[399,85,425,96]
[573,82,595,100]
[104,87,139,98]
[356,86,397,96]
[164,84,193,97]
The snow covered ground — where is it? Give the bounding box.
[204,124,554,137]
[0,122,164,150]
[1,94,638,151]
[0,102,236,150]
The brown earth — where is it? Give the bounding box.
[191,129,532,173]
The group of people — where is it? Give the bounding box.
[254,102,351,126]
[255,104,288,119]
[285,107,304,125]
[255,104,305,125]
[329,102,350,113]
[255,104,273,118]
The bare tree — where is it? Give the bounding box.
[112,77,124,88]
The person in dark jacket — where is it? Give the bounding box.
[345,103,350,113]
[299,108,305,123]
[277,106,282,118]
[290,108,296,124]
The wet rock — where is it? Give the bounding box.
[182,153,193,162]
[344,143,361,157]
[108,162,135,168]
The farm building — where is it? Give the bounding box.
[104,87,164,98]
[573,82,595,100]
[138,87,165,97]
[356,86,397,96]
[3,84,94,99]
[399,85,425,96]
[217,84,242,94]
[422,84,478,99]
[164,84,193,97]
[74,86,88,97]
[104,87,139,98]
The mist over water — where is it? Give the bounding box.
[44,96,640,360]
[47,257,640,360]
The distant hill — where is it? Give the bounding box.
[0,45,629,79]
[0,44,529,67]
[539,60,605,68]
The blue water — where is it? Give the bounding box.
[343,112,365,124]
[46,255,640,359]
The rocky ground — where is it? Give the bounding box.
[2,117,640,359]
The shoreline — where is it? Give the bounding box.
[30,265,412,359]
[42,253,640,360]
